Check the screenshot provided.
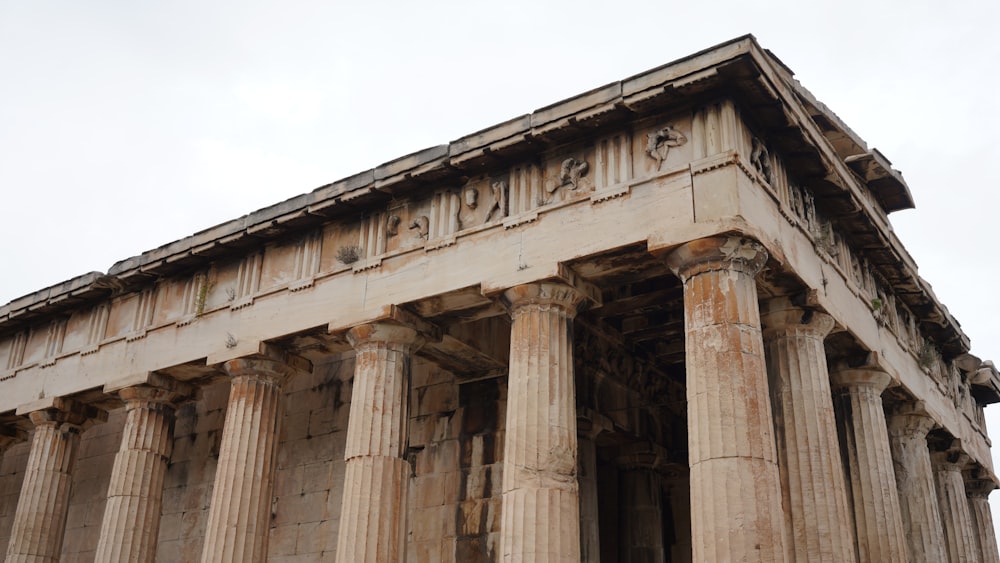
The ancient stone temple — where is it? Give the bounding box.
[0,35,997,563]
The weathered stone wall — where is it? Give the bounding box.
[0,440,27,550]
[61,409,122,562]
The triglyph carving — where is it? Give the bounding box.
[645,125,687,169]
[41,318,68,367]
[5,330,28,371]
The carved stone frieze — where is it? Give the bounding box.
[386,214,401,237]
[750,137,773,183]
[409,215,429,239]
[645,125,687,170]
[558,158,590,191]
[486,180,507,222]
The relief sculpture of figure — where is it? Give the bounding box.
[751,137,773,183]
[484,180,507,222]
[559,158,589,190]
[645,125,687,169]
[409,215,429,239]
[386,214,401,237]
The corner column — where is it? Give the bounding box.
[6,398,105,563]
[664,236,786,563]
[931,449,979,563]
[500,282,585,563]
[886,404,947,563]
[95,377,191,563]
[334,323,423,563]
[201,356,300,563]
[760,298,856,561]
[967,478,1000,563]
[830,367,908,562]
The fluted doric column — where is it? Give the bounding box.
[830,367,908,562]
[931,450,979,563]
[577,421,601,563]
[621,463,665,563]
[335,322,422,563]
[760,298,856,562]
[886,404,947,563]
[201,356,299,563]
[95,377,191,563]
[6,398,105,563]
[967,477,1000,563]
[664,236,787,563]
[500,282,586,563]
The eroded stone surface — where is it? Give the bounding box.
[831,368,909,562]
[761,299,855,562]
[666,236,787,563]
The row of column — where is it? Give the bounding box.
[2,234,998,562]
[662,235,1000,563]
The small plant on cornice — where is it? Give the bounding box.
[871,298,883,311]
[195,280,215,316]
[336,245,362,265]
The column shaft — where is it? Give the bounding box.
[932,453,979,563]
[831,369,908,562]
[665,236,786,563]
[887,409,947,563]
[968,480,1000,563]
[95,384,185,563]
[500,282,584,563]
[335,323,421,563]
[5,408,88,563]
[578,431,601,563]
[621,467,665,563]
[761,300,856,562]
[201,359,290,563]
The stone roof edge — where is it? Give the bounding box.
[0,34,970,358]
[0,35,759,320]
[748,42,969,354]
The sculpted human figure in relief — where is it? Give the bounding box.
[558,158,589,190]
[485,180,507,222]
[646,125,687,169]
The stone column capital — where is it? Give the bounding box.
[664,235,768,280]
[118,376,193,407]
[930,449,972,472]
[346,321,424,351]
[501,281,588,318]
[966,477,998,499]
[830,367,893,393]
[760,297,835,339]
[886,403,936,440]
[222,356,300,385]
[26,397,106,430]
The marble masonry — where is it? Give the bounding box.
[1,35,998,562]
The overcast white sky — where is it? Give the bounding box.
[3,0,1000,539]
